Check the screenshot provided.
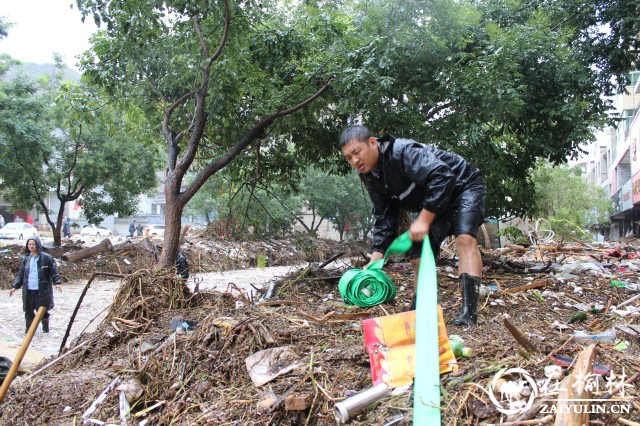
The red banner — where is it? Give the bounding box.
[633,171,640,205]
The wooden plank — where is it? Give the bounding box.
[284,394,313,411]
[502,280,548,295]
[554,344,597,426]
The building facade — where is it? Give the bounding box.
[578,71,640,240]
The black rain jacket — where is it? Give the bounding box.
[12,237,61,311]
[359,135,483,253]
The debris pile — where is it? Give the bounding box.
[0,230,366,288]
[0,236,639,425]
[0,250,22,287]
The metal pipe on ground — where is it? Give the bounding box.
[334,383,391,423]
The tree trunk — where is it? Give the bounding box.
[158,174,185,269]
[63,238,113,262]
[52,227,62,247]
[52,210,65,247]
[37,196,67,247]
[53,202,66,247]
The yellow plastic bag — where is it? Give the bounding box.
[362,305,458,388]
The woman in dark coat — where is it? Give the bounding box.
[9,237,62,333]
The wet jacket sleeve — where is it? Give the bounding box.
[12,258,26,289]
[366,182,400,254]
[46,255,61,286]
[399,143,457,216]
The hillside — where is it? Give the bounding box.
[4,61,81,82]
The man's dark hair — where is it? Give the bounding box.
[339,125,372,148]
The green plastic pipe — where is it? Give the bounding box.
[413,235,441,424]
[338,231,442,423]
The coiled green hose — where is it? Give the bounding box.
[338,231,441,424]
[338,232,413,308]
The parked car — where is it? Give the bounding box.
[0,222,39,240]
[144,224,165,237]
[80,224,113,237]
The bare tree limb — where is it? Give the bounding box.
[171,0,232,180]
[180,81,331,204]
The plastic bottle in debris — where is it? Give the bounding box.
[609,280,640,291]
[479,284,499,297]
[449,335,473,358]
[572,330,616,343]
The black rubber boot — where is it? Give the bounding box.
[452,273,481,326]
[25,311,35,334]
[42,318,49,333]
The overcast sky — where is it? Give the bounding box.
[1,0,98,71]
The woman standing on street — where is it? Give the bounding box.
[9,237,62,333]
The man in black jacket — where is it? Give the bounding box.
[339,125,486,326]
[10,236,62,333]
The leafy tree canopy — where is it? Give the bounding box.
[327,0,636,218]
[297,168,373,241]
[73,0,639,263]
[0,62,160,245]
[186,167,373,241]
[0,16,16,77]
[531,162,614,240]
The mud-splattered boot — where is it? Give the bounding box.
[452,273,481,326]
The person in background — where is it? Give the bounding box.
[136,223,143,236]
[129,220,136,238]
[63,217,71,238]
[9,237,62,333]
[176,252,190,280]
[339,125,486,326]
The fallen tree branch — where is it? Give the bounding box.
[318,252,346,269]
[502,280,548,295]
[276,265,312,295]
[60,272,127,354]
[63,239,114,262]
[26,340,89,381]
[503,317,538,353]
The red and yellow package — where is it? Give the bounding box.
[362,305,458,388]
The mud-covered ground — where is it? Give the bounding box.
[0,264,309,359]
[0,235,639,425]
